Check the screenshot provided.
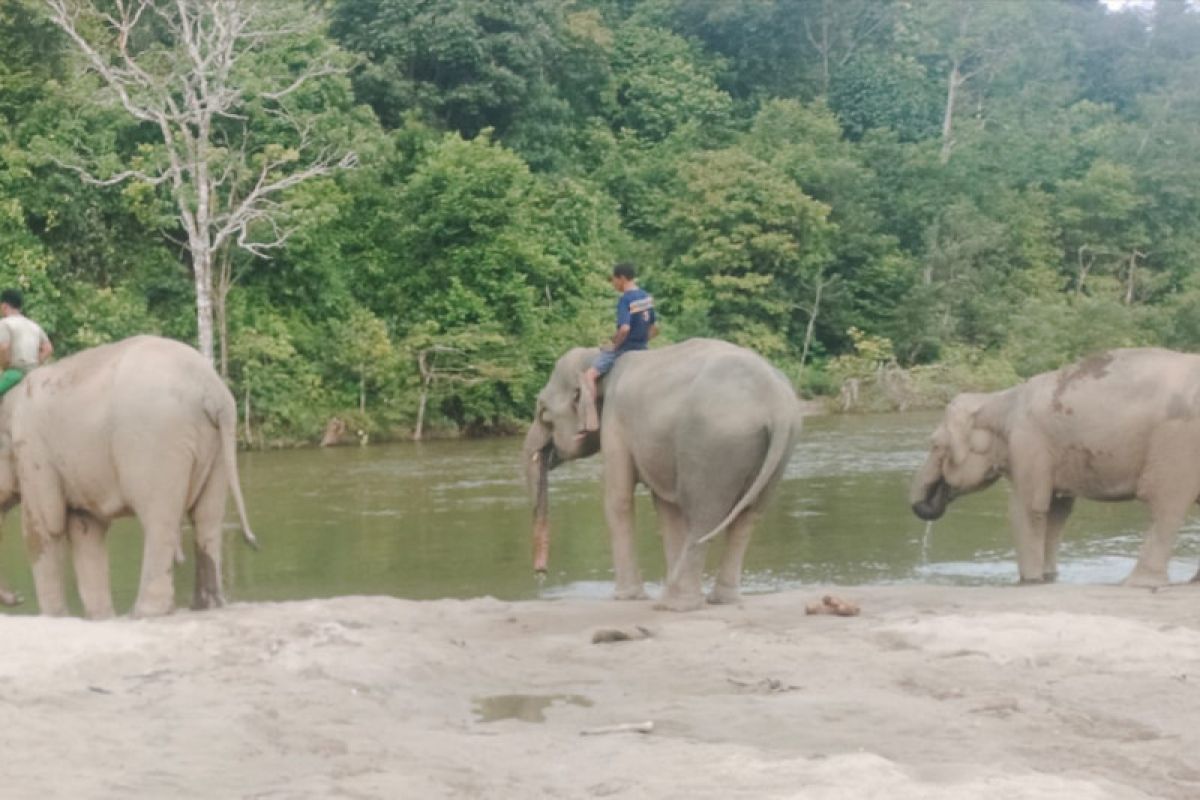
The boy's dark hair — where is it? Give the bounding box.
[0,289,23,310]
[612,262,637,281]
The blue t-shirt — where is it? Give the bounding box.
[616,288,655,351]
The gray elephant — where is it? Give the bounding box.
[0,335,256,618]
[911,347,1200,587]
[523,338,802,610]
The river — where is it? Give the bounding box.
[2,412,1199,613]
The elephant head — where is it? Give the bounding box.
[910,393,1004,521]
[522,348,601,572]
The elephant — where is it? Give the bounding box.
[0,335,256,618]
[910,347,1200,587]
[522,338,802,611]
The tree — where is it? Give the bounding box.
[660,147,834,357]
[903,0,1035,165]
[402,323,510,441]
[45,0,356,362]
[333,306,395,415]
[1056,161,1148,300]
[329,0,566,135]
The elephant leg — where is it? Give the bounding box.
[23,510,68,616]
[1126,495,1192,589]
[132,508,184,618]
[658,536,707,612]
[709,509,755,605]
[653,494,686,575]
[1041,496,1074,582]
[1129,430,1200,588]
[68,513,114,620]
[603,448,645,601]
[190,470,228,611]
[1008,448,1054,584]
[1009,493,1049,583]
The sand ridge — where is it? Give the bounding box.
[1,584,1197,798]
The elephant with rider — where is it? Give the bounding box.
[523,338,802,610]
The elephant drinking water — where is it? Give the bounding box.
[523,338,802,610]
[0,335,256,618]
[911,348,1200,587]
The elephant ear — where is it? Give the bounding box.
[576,373,598,432]
[945,394,985,465]
[968,428,993,455]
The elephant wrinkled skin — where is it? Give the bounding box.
[523,338,802,611]
[910,347,1200,587]
[0,335,256,618]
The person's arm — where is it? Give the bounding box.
[649,323,659,340]
[38,333,52,364]
[0,324,11,370]
[604,293,632,350]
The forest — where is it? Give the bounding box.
[1,0,1198,442]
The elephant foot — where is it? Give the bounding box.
[192,587,226,611]
[1122,569,1169,589]
[706,584,742,605]
[131,603,175,619]
[132,593,175,618]
[1042,571,1059,584]
[654,592,705,612]
[1016,576,1046,586]
[613,585,648,601]
[1191,568,1200,584]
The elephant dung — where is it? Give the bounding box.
[805,595,861,617]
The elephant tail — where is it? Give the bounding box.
[695,405,798,547]
[215,396,259,551]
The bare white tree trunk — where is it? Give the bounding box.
[1124,249,1146,306]
[799,277,827,371]
[192,241,215,362]
[414,384,429,442]
[414,350,432,442]
[940,58,963,166]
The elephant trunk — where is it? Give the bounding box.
[0,511,18,606]
[910,455,950,521]
[523,421,555,573]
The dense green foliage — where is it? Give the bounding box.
[3,0,1200,440]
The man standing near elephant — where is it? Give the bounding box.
[0,289,52,397]
[581,262,657,432]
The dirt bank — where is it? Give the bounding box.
[2,584,1198,799]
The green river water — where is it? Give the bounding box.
[2,412,1198,614]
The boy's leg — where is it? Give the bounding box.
[581,351,617,432]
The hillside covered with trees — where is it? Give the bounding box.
[1,0,1198,441]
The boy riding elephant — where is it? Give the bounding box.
[580,263,657,431]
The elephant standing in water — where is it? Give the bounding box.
[523,339,802,611]
[0,335,256,618]
[911,348,1200,587]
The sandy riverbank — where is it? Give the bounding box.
[2,584,1198,799]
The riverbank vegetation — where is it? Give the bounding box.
[2,0,1199,441]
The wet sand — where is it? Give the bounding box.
[2,584,1198,798]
